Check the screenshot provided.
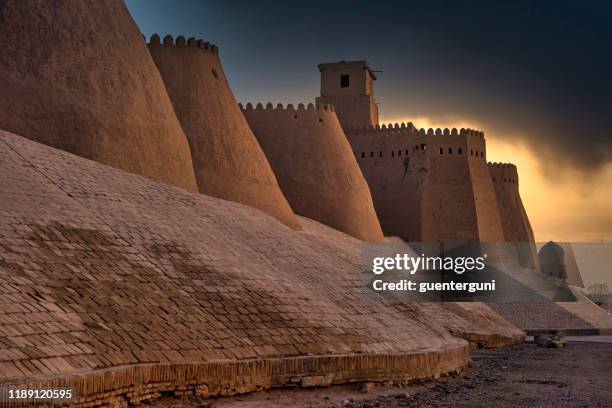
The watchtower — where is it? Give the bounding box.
[315,60,379,128]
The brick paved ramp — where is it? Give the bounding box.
[0,130,524,406]
[489,301,612,335]
[299,223,526,348]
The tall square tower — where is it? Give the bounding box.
[315,60,379,128]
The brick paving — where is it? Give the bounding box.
[0,131,524,405]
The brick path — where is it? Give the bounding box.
[0,131,522,405]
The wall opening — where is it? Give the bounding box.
[439,148,443,155]
[379,151,383,157]
[421,144,427,151]
[370,151,374,158]
[448,148,453,154]
[398,150,402,156]
[340,74,350,88]
[361,152,365,158]
[211,69,218,79]
[458,148,463,155]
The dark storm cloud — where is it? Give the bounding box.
[128,0,612,170]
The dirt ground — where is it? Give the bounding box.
[148,342,612,408]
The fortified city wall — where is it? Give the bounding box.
[0,130,531,406]
[488,162,538,267]
[241,102,384,242]
[0,0,198,191]
[344,125,505,244]
[148,34,301,229]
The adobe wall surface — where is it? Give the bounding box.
[315,95,379,128]
[421,129,504,242]
[0,0,198,191]
[344,124,426,241]
[489,163,538,268]
[148,35,300,229]
[0,130,482,405]
[345,126,505,243]
[241,103,383,242]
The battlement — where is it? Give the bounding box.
[488,162,517,169]
[488,162,519,185]
[416,128,484,137]
[147,34,219,55]
[344,122,416,134]
[345,124,484,139]
[239,102,335,112]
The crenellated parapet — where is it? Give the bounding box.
[147,34,219,55]
[147,33,302,229]
[415,128,484,138]
[344,122,416,134]
[345,124,484,138]
[241,100,385,242]
[239,102,335,112]
[488,162,517,169]
[488,162,519,185]
[239,102,342,129]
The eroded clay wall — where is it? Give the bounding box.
[0,130,474,389]
[466,135,505,242]
[489,162,538,267]
[241,103,383,242]
[0,0,198,191]
[346,126,505,243]
[421,129,480,241]
[148,35,300,229]
[344,124,427,241]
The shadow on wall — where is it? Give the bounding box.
[147,34,301,230]
[241,102,384,243]
[0,0,198,191]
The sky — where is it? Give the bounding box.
[127,0,612,243]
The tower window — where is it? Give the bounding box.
[448,148,453,154]
[379,151,383,157]
[340,74,350,88]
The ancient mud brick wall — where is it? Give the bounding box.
[241,102,383,242]
[0,130,479,406]
[0,0,198,191]
[343,124,426,242]
[148,34,300,229]
[345,126,504,243]
[489,163,538,267]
